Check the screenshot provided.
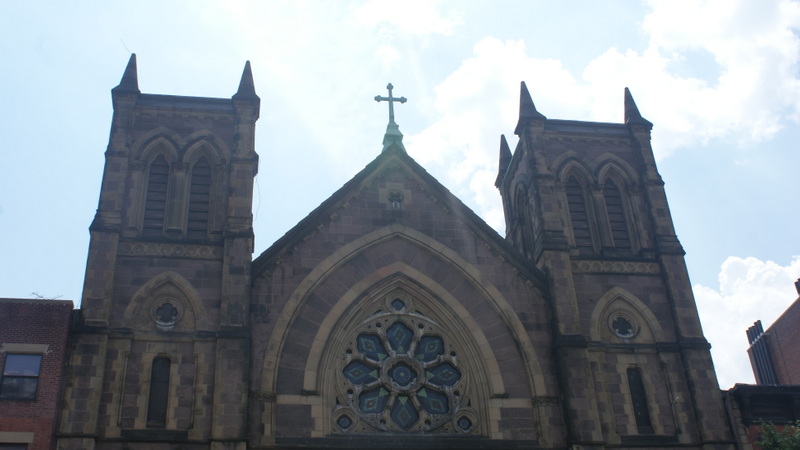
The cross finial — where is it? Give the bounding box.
[374,83,407,124]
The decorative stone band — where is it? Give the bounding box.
[118,242,223,259]
[570,260,660,274]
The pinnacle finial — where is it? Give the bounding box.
[233,60,259,101]
[514,81,545,135]
[112,53,140,95]
[624,87,652,128]
[495,134,513,188]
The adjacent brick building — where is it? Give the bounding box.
[747,279,800,385]
[0,298,73,450]
[53,55,737,449]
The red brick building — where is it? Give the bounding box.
[747,279,800,385]
[0,299,73,450]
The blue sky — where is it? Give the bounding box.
[1,0,798,388]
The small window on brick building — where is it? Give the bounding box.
[146,356,170,427]
[627,367,654,434]
[0,354,42,401]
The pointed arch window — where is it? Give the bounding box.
[147,356,170,428]
[565,177,593,250]
[187,157,212,239]
[143,155,170,237]
[627,368,653,434]
[603,181,631,251]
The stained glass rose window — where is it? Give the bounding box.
[332,293,477,434]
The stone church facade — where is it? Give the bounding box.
[55,55,736,449]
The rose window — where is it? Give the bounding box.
[332,294,477,434]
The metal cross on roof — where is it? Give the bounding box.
[374,83,407,124]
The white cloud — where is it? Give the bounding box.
[694,255,800,389]
[350,0,463,37]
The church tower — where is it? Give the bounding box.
[58,55,259,450]
[496,82,734,448]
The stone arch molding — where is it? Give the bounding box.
[131,128,228,163]
[123,271,210,332]
[259,224,546,399]
[589,287,664,343]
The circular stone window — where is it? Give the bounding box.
[608,311,638,339]
[150,298,183,331]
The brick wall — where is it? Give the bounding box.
[0,299,73,450]
[766,296,800,385]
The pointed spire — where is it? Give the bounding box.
[233,61,259,101]
[112,53,140,95]
[624,87,652,128]
[495,135,512,187]
[514,81,546,135]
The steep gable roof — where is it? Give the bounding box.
[252,143,547,289]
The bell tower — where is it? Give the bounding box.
[58,55,259,449]
[496,83,735,448]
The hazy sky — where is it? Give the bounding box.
[1,0,798,388]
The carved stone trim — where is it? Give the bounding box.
[570,260,660,274]
[118,241,223,259]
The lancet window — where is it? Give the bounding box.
[146,356,170,428]
[627,367,653,434]
[187,157,212,239]
[603,181,631,251]
[565,177,593,251]
[142,155,170,237]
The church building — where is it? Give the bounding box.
[54,55,736,449]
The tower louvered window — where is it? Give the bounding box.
[565,178,593,250]
[603,182,631,250]
[187,157,212,239]
[143,155,170,236]
[147,356,170,428]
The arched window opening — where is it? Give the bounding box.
[187,157,212,239]
[147,356,170,428]
[603,181,631,251]
[627,368,653,434]
[143,155,170,237]
[565,177,593,250]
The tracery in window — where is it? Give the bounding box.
[332,292,477,434]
